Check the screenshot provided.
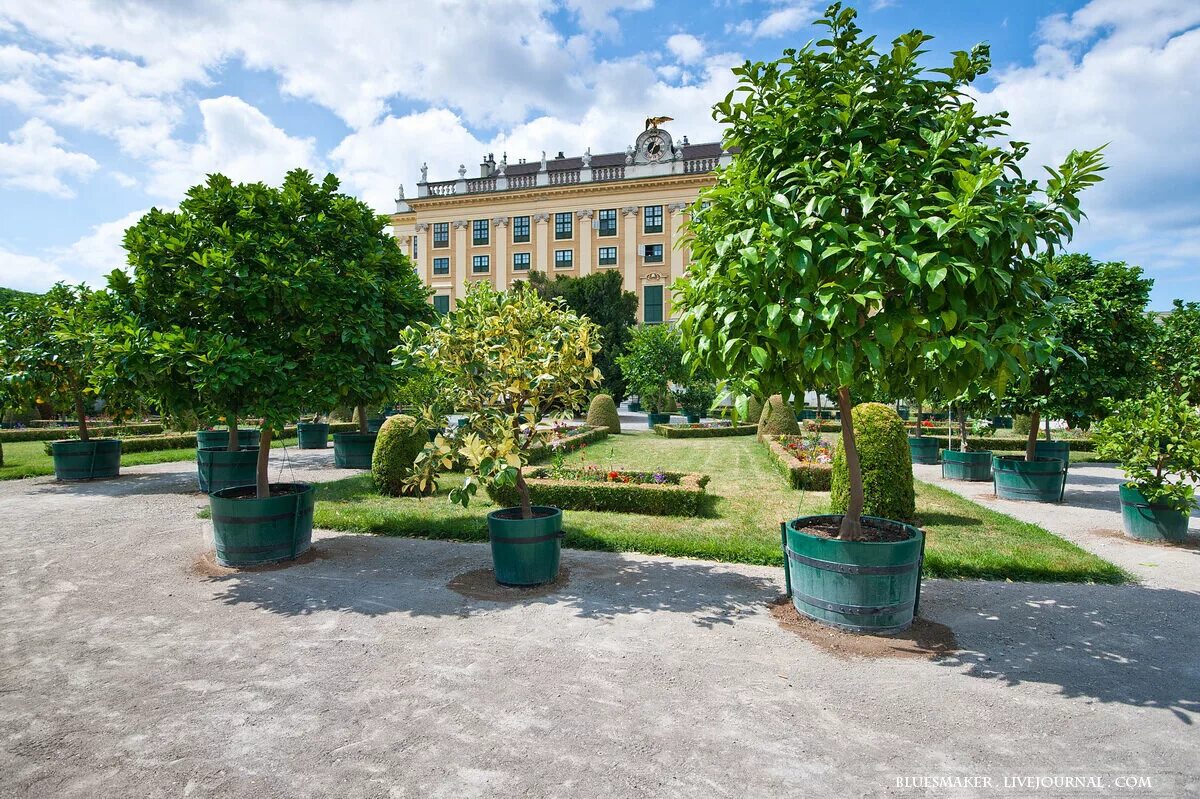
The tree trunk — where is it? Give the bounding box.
[514,467,533,520]
[227,415,239,452]
[836,387,865,540]
[815,392,822,419]
[74,392,89,442]
[357,404,369,435]
[1025,409,1040,461]
[957,406,969,452]
[255,426,272,499]
[1044,414,1052,441]
[914,403,923,437]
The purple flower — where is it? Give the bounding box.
[652,471,668,484]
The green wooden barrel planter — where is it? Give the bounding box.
[941,449,993,482]
[992,455,1066,502]
[51,439,121,481]
[196,429,260,450]
[209,482,315,567]
[800,409,817,420]
[646,412,671,429]
[1035,440,1071,470]
[426,428,441,443]
[196,446,259,494]
[907,436,939,465]
[781,515,925,634]
[629,400,642,412]
[1118,484,1191,542]
[296,422,329,449]
[685,413,701,424]
[332,432,377,469]
[487,505,564,586]
[365,415,388,434]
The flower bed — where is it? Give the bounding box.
[487,465,712,516]
[654,422,758,439]
[762,435,833,491]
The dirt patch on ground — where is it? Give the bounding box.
[188,546,328,578]
[447,567,570,601]
[1089,528,1200,550]
[973,492,998,503]
[769,596,958,661]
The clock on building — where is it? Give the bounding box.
[634,127,674,164]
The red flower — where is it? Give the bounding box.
[607,470,620,481]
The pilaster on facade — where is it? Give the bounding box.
[493,216,510,291]
[414,222,430,283]
[576,209,594,277]
[621,206,639,297]
[667,203,687,288]
[452,220,468,307]
[533,212,550,273]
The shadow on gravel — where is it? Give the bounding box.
[26,470,200,498]
[930,582,1200,725]
[199,533,776,628]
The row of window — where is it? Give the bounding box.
[433,284,664,323]
[431,244,662,276]
[430,205,668,249]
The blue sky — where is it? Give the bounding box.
[1,0,1197,308]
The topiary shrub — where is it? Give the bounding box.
[757,394,800,439]
[740,395,764,425]
[371,414,430,496]
[830,403,915,521]
[1012,413,1032,436]
[586,394,622,434]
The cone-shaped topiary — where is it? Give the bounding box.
[757,394,800,439]
[372,414,430,496]
[586,394,622,434]
[741,395,764,425]
[830,403,915,521]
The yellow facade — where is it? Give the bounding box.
[390,128,725,323]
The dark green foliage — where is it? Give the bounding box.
[525,270,638,402]
[39,422,358,455]
[585,394,621,434]
[654,423,758,438]
[0,422,164,443]
[757,394,800,437]
[741,396,764,425]
[615,324,685,414]
[488,469,714,517]
[1012,413,1032,436]
[761,436,833,490]
[674,374,718,418]
[831,403,915,520]
[372,414,429,496]
[0,287,34,311]
[1151,300,1200,405]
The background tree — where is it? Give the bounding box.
[400,282,601,519]
[674,4,1103,538]
[105,169,430,497]
[615,324,686,415]
[1008,254,1154,447]
[1150,300,1200,405]
[525,270,637,402]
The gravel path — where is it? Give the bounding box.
[914,462,1200,590]
[1,450,1197,797]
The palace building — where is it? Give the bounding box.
[390,123,730,324]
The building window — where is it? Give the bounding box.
[643,285,664,324]
[644,205,663,234]
[643,244,664,263]
[554,249,573,269]
[513,215,530,243]
[598,208,617,237]
[433,295,450,315]
[472,219,489,246]
[433,222,449,248]
[472,255,490,273]
[512,252,531,271]
[432,257,450,276]
[412,237,418,260]
[598,247,617,266]
[555,212,573,240]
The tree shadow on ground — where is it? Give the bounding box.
[926,580,1200,725]
[912,511,984,527]
[199,533,778,628]
[25,470,200,498]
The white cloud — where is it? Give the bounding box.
[0,247,69,291]
[0,118,98,197]
[0,208,146,291]
[973,0,1200,302]
[563,0,654,35]
[667,33,706,65]
[145,96,320,200]
[747,3,820,39]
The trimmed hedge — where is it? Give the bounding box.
[372,415,429,496]
[586,394,622,434]
[761,436,832,491]
[40,422,360,456]
[831,403,915,521]
[654,423,758,439]
[1,422,165,443]
[527,425,609,463]
[488,467,713,516]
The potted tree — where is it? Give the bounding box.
[297,412,330,449]
[106,169,428,565]
[6,284,122,481]
[675,372,718,424]
[616,324,685,428]
[675,5,1103,633]
[1093,389,1200,542]
[400,282,601,586]
[940,389,996,482]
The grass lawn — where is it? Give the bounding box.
[312,431,1129,584]
[0,435,303,481]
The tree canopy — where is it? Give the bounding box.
[615,324,686,415]
[1151,300,1200,405]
